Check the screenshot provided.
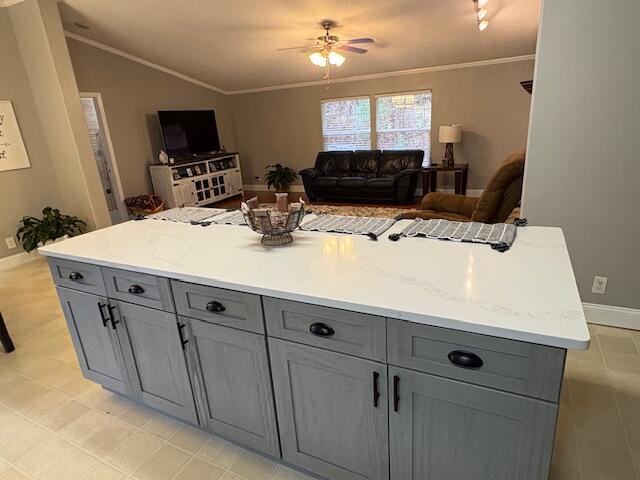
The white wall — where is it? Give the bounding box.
[523,0,640,308]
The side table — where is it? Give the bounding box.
[421,163,469,196]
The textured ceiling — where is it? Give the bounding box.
[59,0,540,92]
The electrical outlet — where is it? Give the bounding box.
[592,276,608,295]
[5,236,17,249]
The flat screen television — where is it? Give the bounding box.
[158,110,220,158]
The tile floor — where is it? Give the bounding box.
[0,259,639,480]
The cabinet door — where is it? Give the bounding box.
[56,287,127,394]
[113,301,197,423]
[269,339,389,480]
[389,366,557,480]
[183,317,279,457]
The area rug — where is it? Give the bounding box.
[287,203,416,218]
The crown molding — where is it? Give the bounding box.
[0,0,27,6]
[64,31,229,95]
[64,31,535,96]
[228,54,536,95]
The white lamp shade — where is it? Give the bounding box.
[309,52,327,67]
[439,125,463,143]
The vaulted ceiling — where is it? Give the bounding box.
[59,0,540,92]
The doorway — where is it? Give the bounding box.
[80,93,127,223]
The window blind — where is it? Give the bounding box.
[375,92,431,163]
[321,97,371,150]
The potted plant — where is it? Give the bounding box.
[264,164,297,192]
[16,207,86,253]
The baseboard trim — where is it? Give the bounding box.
[243,184,306,193]
[0,251,38,271]
[583,302,640,331]
[242,185,484,198]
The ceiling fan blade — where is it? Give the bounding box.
[338,45,368,54]
[276,45,317,51]
[345,38,374,44]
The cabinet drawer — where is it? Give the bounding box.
[172,280,264,333]
[102,267,174,312]
[264,297,386,362]
[387,320,565,402]
[48,258,106,295]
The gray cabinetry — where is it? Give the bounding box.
[269,338,389,480]
[172,280,265,333]
[387,320,565,401]
[111,300,197,423]
[263,297,386,362]
[389,366,557,480]
[102,267,175,312]
[56,287,127,394]
[50,259,106,295]
[182,317,280,457]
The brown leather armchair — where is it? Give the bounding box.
[399,150,525,224]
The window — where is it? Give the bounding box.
[375,92,431,164]
[321,97,371,150]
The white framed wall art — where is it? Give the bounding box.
[0,100,31,172]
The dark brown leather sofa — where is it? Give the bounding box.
[300,150,423,204]
[398,150,525,223]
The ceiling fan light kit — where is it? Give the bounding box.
[280,19,374,86]
[473,0,490,31]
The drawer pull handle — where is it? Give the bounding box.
[128,284,145,295]
[309,322,335,337]
[69,271,83,281]
[448,350,484,369]
[206,301,225,313]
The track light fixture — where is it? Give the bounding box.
[473,0,489,31]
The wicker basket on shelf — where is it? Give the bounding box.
[125,194,164,217]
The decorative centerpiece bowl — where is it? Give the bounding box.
[241,198,305,246]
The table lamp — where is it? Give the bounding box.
[439,124,463,167]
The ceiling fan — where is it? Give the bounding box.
[278,20,374,85]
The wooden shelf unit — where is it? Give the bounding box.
[150,153,243,208]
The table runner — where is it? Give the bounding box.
[300,215,396,237]
[393,219,518,251]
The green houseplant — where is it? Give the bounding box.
[264,164,297,192]
[16,207,86,253]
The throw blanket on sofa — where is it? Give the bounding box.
[301,215,396,237]
[394,219,517,251]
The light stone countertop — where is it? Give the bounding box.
[39,217,589,350]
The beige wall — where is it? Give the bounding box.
[67,38,237,198]
[0,8,64,259]
[523,0,640,309]
[230,60,534,190]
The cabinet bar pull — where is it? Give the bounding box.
[373,371,380,408]
[205,301,225,313]
[177,323,188,349]
[107,305,119,330]
[309,322,335,337]
[393,375,400,412]
[97,302,109,327]
[128,284,145,295]
[448,350,483,369]
[69,271,83,281]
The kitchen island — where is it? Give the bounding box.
[39,217,589,480]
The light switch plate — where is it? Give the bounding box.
[5,237,16,249]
